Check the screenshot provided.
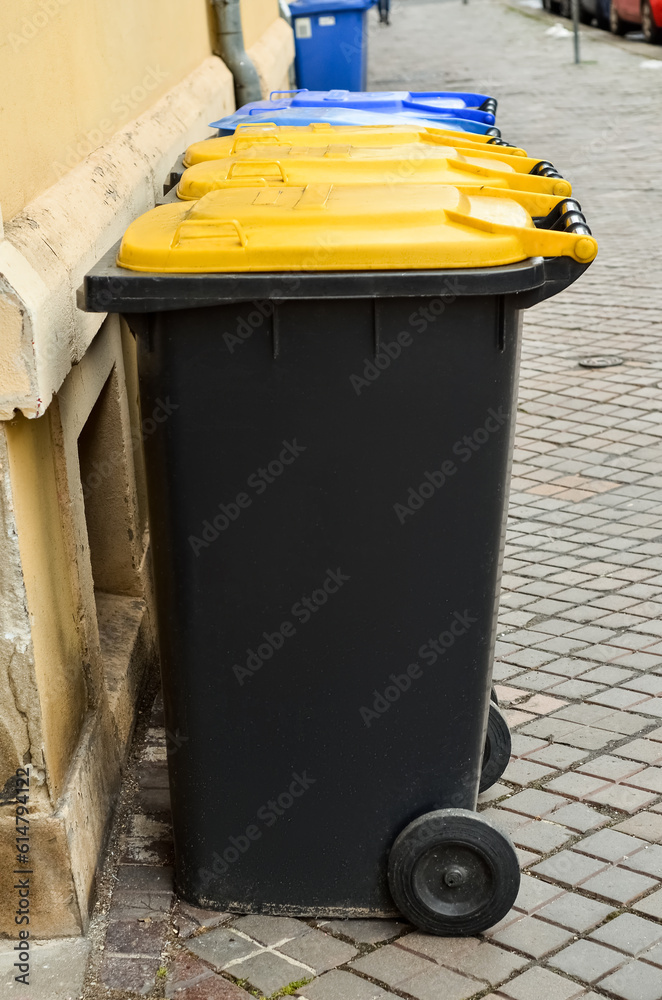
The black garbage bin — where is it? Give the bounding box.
[81,181,596,935]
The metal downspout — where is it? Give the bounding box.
[211,0,263,106]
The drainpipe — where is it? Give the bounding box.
[211,0,263,107]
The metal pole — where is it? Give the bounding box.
[571,0,581,63]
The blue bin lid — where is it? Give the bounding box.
[289,0,377,12]
[209,106,500,137]
[239,91,495,126]
[274,88,494,112]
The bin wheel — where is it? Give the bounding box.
[479,703,511,793]
[490,686,499,706]
[388,808,520,935]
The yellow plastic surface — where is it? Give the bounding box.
[117,183,597,273]
[176,144,572,200]
[183,123,529,166]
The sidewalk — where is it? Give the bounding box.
[12,2,662,998]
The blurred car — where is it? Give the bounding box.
[609,0,662,40]
[543,0,610,28]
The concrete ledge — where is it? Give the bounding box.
[249,16,296,98]
[0,56,234,421]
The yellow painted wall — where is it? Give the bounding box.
[0,0,280,222]
[242,0,280,49]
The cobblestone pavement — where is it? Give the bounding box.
[71,3,662,999]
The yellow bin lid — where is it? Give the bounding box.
[117,184,597,274]
[183,123,529,166]
[176,145,571,200]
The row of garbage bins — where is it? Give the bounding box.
[81,84,597,936]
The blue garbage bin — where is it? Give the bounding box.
[290,0,378,91]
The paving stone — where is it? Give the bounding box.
[548,938,626,983]
[536,891,614,933]
[491,915,574,958]
[449,941,528,985]
[599,959,662,1000]
[642,938,662,969]
[581,866,659,905]
[501,788,570,818]
[557,726,619,750]
[172,976,253,999]
[186,928,259,969]
[552,704,613,725]
[172,902,229,939]
[573,828,648,863]
[620,843,662,877]
[519,718,580,742]
[511,734,550,757]
[478,781,511,804]
[512,820,573,854]
[513,875,565,914]
[115,863,174,893]
[165,951,215,995]
[296,969,397,1000]
[624,674,662,696]
[545,772,610,799]
[544,657,600,678]
[395,934,481,966]
[639,699,662,719]
[634,888,662,919]
[613,740,662,764]
[225,951,311,994]
[349,945,432,987]
[321,919,408,945]
[624,766,662,794]
[588,784,659,813]
[502,758,557,786]
[525,744,588,769]
[531,850,608,887]
[398,965,485,1000]
[549,679,605,700]
[99,954,159,994]
[499,965,585,1000]
[614,812,662,842]
[577,754,646,782]
[110,888,174,920]
[231,914,309,946]
[580,665,637,685]
[594,712,655,735]
[590,912,662,956]
[105,917,168,957]
[505,708,536,728]
[518,693,568,715]
[278,929,357,974]
[0,938,91,1000]
[516,846,541,869]
[548,802,609,833]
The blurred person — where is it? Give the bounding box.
[378,0,391,24]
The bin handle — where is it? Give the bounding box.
[227,160,288,182]
[443,209,597,264]
[515,199,594,307]
[452,159,572,197]
[231,130,291,153]
[269,89,307,100]
[171,218,248,248]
